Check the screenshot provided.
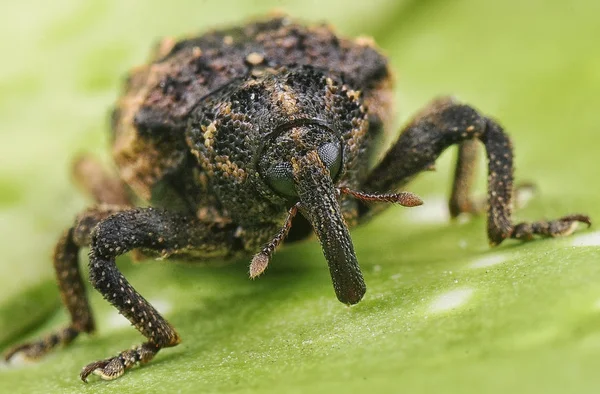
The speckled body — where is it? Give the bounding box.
[112,17,392,254]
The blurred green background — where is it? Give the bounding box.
[1,0,600,393]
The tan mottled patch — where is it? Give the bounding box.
[192,46,202,58]
[354,35,376,48]
[203,121,217,148]
[152,37,176,60]
[112,63,172,199]
[243,78,261,88]
[250,67,277,78]
[219,102,232,116]
[113,43,215,201]
[274,84,298,115]
[346,89,361,101]
[307,23,336,38]
[288,127,304,146]
[196,206,231,225]
[246,52,265,66]
[223,35,234,45]
[343,112,370,178]
[362,74,394,137]
[324,78,339,105]
[213,154,247,183]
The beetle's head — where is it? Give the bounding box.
[257,121,343,200]
[185,65,422,305]
[256,121,363,303]
[255,120,421,305]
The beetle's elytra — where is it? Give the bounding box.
[4,16,591,382]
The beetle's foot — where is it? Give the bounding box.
[4,343,45,364]
[80,342,159,382]
[510,214,592,242]
[80,358,125,381]
[4,326,79,363]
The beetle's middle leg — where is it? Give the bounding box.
[72,155,131,206]
[360,97,590,245]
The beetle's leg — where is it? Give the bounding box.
[448,139,485,217]
[73,155,131,206]
[5,158,132,362]
[78,207,237,382]
[4,205,126,362]
[449,140,538,217]
[361,97,591,245]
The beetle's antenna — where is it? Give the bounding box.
[249,189,421,279]
[338,187,423,207]
[249,203,300,278]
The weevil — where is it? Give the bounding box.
[4,16,591,381]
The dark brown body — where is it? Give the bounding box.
[4,16,590,382]
[111,18,395,258]
[113,19,389,203]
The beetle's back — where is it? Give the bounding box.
[111,16,393,203]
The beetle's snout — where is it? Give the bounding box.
[292,150,366,305]
[255,145,422,304]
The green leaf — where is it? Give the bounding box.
[1,0,599,393]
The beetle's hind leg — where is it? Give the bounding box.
[448,139,485,217]
[4,205,126,362]
[361,97,591,245]
[449,139,538,217]
[73,155,131,206]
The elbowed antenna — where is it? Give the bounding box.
[250,203,299,279]
[338,187,423,207]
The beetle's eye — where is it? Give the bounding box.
[265,163,296,197]
[317,142,343,180]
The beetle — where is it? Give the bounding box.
[4,16,591,382]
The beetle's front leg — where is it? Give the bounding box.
[362,97,591,245]
[79,207,236,382]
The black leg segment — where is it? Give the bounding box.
[362,97,590,245]
[4,205,126,363]
[81,207,236,381]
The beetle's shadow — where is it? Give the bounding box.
[161,238,320,291]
